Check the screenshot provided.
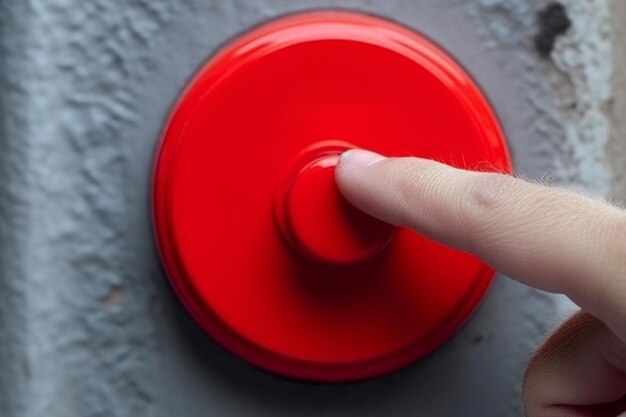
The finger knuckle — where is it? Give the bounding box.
[460,172,516,250]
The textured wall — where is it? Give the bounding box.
[0,1,621,416]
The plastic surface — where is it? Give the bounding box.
[153,11,512,382]
[275,141,396,264]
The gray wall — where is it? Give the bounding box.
[0,1,621,416]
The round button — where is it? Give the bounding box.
[276,142,395,264]
[153,11,512,382]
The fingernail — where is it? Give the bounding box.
[338,149,386,170]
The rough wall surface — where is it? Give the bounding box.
[0,1,620,416]
[609,0,626,201]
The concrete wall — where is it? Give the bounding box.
[0,1,622,416]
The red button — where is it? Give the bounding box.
[153,11,512,382]
[275,141,395,264]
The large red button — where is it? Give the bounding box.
[153,11,512,382]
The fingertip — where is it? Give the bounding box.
[334,148,403,227]
[337,149,386,171]
[335,149,387,204]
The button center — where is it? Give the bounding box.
[276,144,395,264]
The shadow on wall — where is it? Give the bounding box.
[164,290,475,414]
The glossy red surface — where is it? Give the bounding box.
[276,141,396,264]
[153,11,512,382]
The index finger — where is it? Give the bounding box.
[335,150,626,342]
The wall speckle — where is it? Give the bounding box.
[534,2,571,57]
[0,0,621,416]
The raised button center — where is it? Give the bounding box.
[277,145,395,264]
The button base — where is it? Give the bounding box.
[153,11,512,382]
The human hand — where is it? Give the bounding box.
[335,149,626,417]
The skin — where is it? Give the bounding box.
[335,149,626,417]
